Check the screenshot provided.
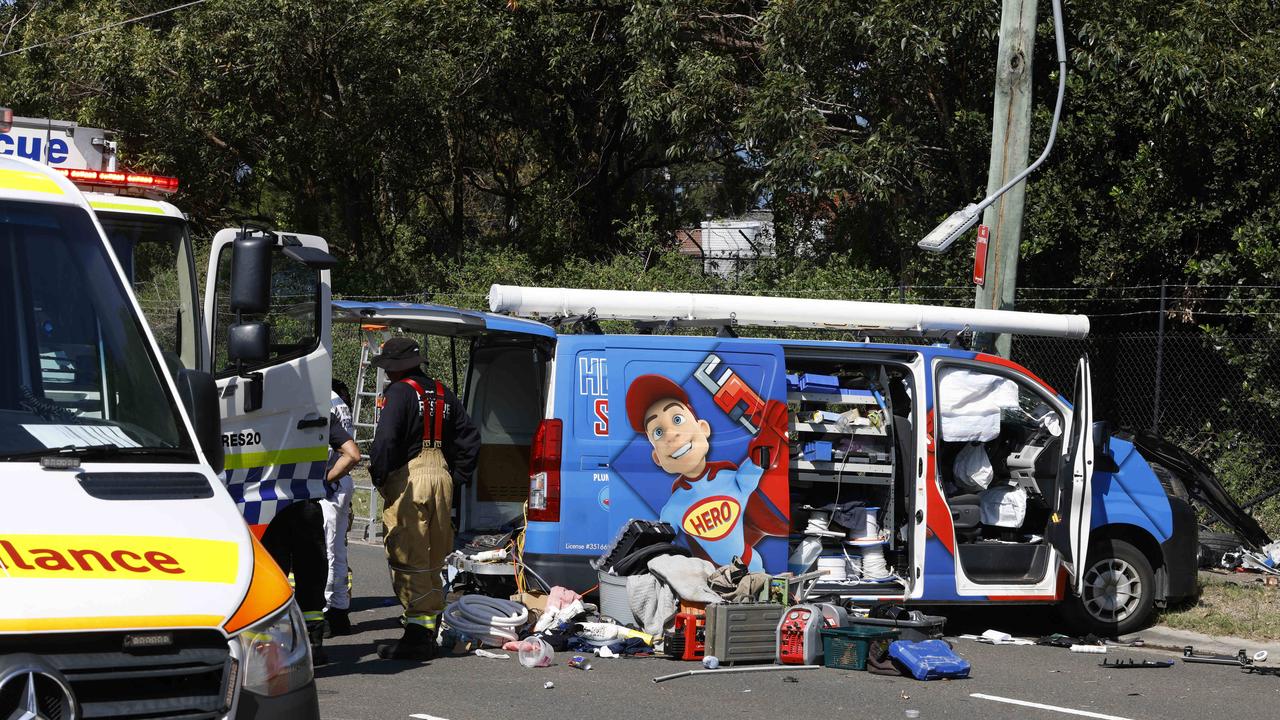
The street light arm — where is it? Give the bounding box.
[918,0,1068,253]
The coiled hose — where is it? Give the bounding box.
[441,595,529,647]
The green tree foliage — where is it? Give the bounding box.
[2,0,1276,308]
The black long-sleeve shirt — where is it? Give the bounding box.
[369,372,480,488]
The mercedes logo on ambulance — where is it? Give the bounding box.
[0,657,77,720]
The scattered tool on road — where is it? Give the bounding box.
[1099,658,1174,669]
[1180,646,1265,667]
[652,664,822,684]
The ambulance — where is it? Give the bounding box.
[334,285,1267,637]
[1,114,338,541]
[0,149,321,718]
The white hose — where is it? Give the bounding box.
[854,542,891,580]
[441,595,529,647]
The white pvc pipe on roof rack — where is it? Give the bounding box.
[488,284,1090,339]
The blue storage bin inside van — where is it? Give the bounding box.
[802,441,833,462]
[798,373,840,393]
[785,373,801,391]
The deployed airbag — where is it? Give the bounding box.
[939,368,1019,441]
[980,483,1028,528]
[953,442,995,492]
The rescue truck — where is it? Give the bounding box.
[0,144,321,714]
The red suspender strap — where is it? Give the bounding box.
[398,378,446,447]
[433,380,446,444]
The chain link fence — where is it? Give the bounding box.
[1013,332,1280,535]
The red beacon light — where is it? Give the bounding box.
[55,167,179,194]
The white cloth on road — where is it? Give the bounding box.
[627,572,677,637]
[647,554,722,604]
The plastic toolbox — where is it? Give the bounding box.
[591,520,676,571]
[705,602,785,665]
[846,613,946,642]
[820,626,900,670]
[887,639,971,680]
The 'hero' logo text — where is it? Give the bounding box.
[681,496,741,541]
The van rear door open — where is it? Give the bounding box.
[331,301,554,530]
[604,337,790,574]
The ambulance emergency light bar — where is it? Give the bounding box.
[55,167,179,194]
[917,0,1068,253]
[488,285,1090,339]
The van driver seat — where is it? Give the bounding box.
[948,494,982,541]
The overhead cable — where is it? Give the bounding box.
[0,0,210,59]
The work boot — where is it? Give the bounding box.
[307,621,330,666]
[325,608,352,638]
[377,622,436,661]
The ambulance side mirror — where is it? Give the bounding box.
[229,234,273,314]
[176,368,224,475]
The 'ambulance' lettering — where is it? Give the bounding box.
[0,535,238,583]
[1,539,184,575]
[681,495,742,541]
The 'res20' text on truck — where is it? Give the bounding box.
[0,154,322,717]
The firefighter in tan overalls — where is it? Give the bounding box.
[368,338,479,660]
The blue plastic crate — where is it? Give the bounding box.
[802,441,833,462]
[798,373,840,393]
[887,639,970,680]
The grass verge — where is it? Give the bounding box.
[1159,576,1280,640]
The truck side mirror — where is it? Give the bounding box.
[226,323,268,413]
[1092,420,1120,473]
[230,234,273,314]
[227,322,270,364]
[175,368,224,475]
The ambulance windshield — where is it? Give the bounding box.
[0,200,194,460]
[98,213,199,370]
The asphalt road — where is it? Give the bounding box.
[316,543,1280,720]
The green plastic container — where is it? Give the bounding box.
[820,626,900,670]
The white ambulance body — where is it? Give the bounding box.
[2,115,336,538]
[0,153,321,717]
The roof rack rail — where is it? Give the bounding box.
[488,285,1089,339]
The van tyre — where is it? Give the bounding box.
[1060,539,1155,637]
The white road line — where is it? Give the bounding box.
[409,715,450,720]
[969,693,1136,720]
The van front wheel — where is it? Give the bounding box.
[1060,539,1155,637]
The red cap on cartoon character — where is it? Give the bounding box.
[626,374,690,432]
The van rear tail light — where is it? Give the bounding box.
[528,419,562,522]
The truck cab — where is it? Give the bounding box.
[0,157,321,718]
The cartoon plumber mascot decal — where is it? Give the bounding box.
[623,353,790,571]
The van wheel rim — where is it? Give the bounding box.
[1082,558,1142,623]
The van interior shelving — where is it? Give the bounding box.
[782,351,913,595]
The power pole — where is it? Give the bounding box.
[974,0,1038,358]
